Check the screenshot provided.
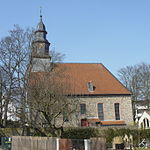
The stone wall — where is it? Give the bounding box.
[78,95,133,125]
[31,57,51,72]
[28,95,133,128]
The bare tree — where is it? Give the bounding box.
[0,71,3,127]
[137,63,150,102]
[118,63,150,107]
[0,25,66,129]
[0,25,34,127]
[50,49,65,63]
[118,65,140,101]
[27,68,79,137]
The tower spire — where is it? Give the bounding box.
[40,7,42,20]
[40,15,42,22]
[32,12,50,57]
[31,14,51,72]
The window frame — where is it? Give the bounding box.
[114,103,120,120]
[98,103,104,120]
[80,104,86,115]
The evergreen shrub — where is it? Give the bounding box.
[62,127,100,139]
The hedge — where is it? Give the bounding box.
[62,127,100,139]
[62,127,150,144]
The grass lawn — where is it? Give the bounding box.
[135,148,150,150]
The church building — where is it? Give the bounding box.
[29,16,133,127]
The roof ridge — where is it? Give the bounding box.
[56,62,103,64]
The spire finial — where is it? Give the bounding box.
[40,6,42,21]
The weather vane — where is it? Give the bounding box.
[40,6,42,17]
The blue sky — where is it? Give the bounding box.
[0,0,150,76]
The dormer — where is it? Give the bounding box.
[87,81,95,92]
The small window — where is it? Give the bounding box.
[80,104,86,114]
[98,103,104,120]
[114,103,120,120]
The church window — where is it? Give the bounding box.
[147,118,149,127]
[80,104,86,114]
[114,103,120,120]
[143,118,146,128]
[98,103,104,120]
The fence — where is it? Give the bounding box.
[11,136,106,150]
[1,137,12,150]
[11,136,56,150]
[90,138,106,150]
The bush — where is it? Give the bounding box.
[103,128,132,143]
[62,127,100,139]
[0,128,21,137]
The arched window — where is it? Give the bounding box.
[147,118,149,127]
[143,118,146,128]
[114,103,120,120]
[80,104,86,114]
[143,118,150,128]
[98,103,104,120]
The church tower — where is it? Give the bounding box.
[31,15,51,72]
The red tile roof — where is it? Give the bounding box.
[30,63,131,95]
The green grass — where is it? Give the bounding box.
[135,148,150,150]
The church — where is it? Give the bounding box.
[29,16,133,127]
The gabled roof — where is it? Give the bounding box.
[31,63,131,95]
